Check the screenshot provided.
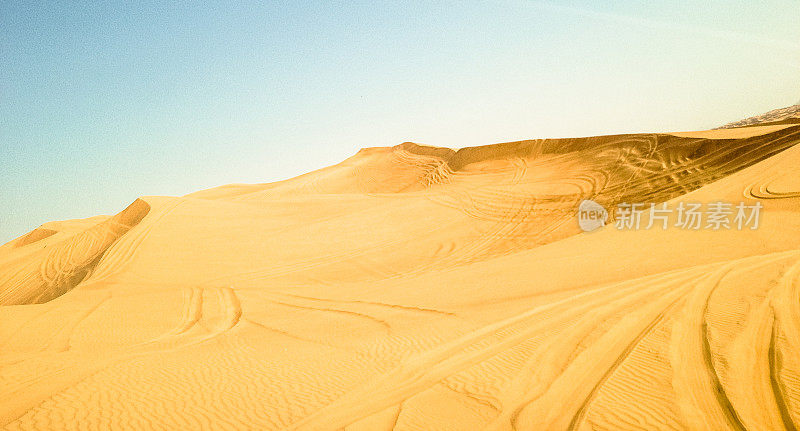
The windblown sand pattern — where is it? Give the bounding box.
[1,121,800,429]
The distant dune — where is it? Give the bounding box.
[2,113,800,429]
[719,103,800,129]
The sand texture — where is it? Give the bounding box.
[2,123,800,430]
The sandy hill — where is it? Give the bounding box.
[1,116,800,429]
[719,104,800,129]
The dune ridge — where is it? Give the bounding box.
[10,229,57,249]
[0,199,150,305]
[1,118,800,429]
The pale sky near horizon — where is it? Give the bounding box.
[2,1,799,242]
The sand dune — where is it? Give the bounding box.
[719,104,800,129]
[1,119,800,429]
[0,199,149,305]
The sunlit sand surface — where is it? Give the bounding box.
[2,118,800,429]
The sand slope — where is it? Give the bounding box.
[1,123,800,430]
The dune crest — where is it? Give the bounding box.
[0,199,150,305]
[11,228,57,248]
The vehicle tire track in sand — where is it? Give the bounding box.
[1,285,243,427]
[565,295,684,431]
[241,317,352,351]
[745,176,800,200]
[287,266,704,430]
[0,294,112,395]
[507,273,692,430]
[770,320,799,431]
[270,299,392,334]
[276,292,458,318]
[770,258,800,429]
[216,286,242,332]
[160,287,203,337]
[726,300,787,431]
[670,262,741,430]
[670,253,797,431]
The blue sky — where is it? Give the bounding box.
[1,0,799,242]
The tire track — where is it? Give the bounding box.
[277,292,458,317]
[670,253,796,430]
[770,320,799,431]
[566,294,685,431]
[270,299,392,334]
[288,266,705,430]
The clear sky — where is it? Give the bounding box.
[1,0,799,243]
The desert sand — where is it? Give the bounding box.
[2,112,800,429]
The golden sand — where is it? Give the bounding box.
[2,124,800,429]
